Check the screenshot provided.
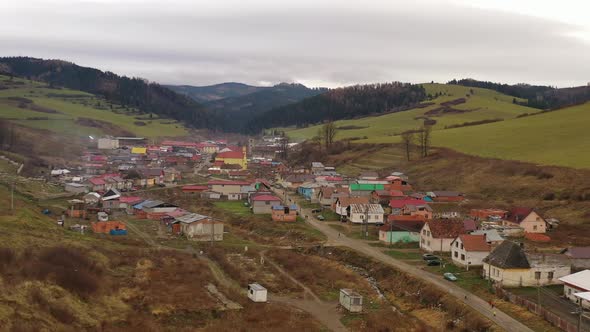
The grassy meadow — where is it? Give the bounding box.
[0,75,188,138]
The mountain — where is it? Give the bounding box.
[246,82,427,133]
[0,57,216,129]
[448,78,590,110]
[207,83,327,132]
[166,82,263,103]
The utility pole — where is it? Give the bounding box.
[578,301,582,332]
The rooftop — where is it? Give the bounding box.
[457,234,491,252]
[483,241,529,269]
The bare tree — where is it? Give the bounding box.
[423,125,432,157]
[401,131,414,161]
[321,121,338,149]
[416,128,425,158]
[279,136,289,159]
[312,134,322,153]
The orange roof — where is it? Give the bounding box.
[525,232,551,242]
[458,234,491,252]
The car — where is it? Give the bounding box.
[443,272,458,281]
[427,260,441,266]
[311,208,322,213]
[157,183,166,187]
[316,215,325,221]
[422,254,439,261]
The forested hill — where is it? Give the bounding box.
[245,82,427,132]
[166,82,263,103]
[207,83,328,132]
[0,57,216,129]
[449,78,590,110]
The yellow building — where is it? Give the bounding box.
[215,147,247,169]
[131,147,147,154]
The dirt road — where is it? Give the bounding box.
[274,189,533,332]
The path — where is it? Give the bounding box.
[262,252,347,332]
[274,188,533,332]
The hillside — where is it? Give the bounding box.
[167,82,263,103]
[0,57,215,129]
[284,83,536,141]
[248,82,426,132]
[0,74,188,138]
[207,83,327,132]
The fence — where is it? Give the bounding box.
[495,287,582,332]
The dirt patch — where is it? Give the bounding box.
[75,117,134,136]
[425,106,477,116]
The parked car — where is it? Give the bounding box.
[427,260,441,266]
[311,208,322,213]
[316,215,325,221]
[423,254,439,261]
[443,272,458,281]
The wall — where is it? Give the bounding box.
[252,201,275,214]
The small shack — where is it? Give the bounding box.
[339,289,363,312]
[247,283,267,302]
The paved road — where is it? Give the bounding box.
[274,189,533,332]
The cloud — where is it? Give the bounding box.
[0,0,589,87]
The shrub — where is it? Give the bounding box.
[0,247,15,268]
[49,303,76,324]
[543,192,555,200]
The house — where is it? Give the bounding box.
[389,199,427,215]
[98,137,119,149]
[463,219,478,232]
[503,208,547,233]
[428,191,464,202]
[371,190,406,205]
[163,168,180,183]
[251,195,282,214]
[317,187,341,207]
[359,171,379,181]
[283,174,315,189]
[101,188,121,209]
[181,185,209,194]
[562,247,590,270]
[339,289,363,313]
[402,204,433,219]
[471,229,505,246]
[419,219,466,252]
[349,184,384,197]
[379,219,425,244]
[559,270,590,308]
[272,204,298,222]
[347,204,384,224]
[297,182,316,201]
[208,180,253,200]
[65,183,88,194]
[470,209,508,220]
[451,234,491,269]
[335,197,370,216]
[84,192,101,205]
[483,241,571,287]
[87,177,106,192]
[131,147,147,155]
[119,196,143,213]
[176,213,223,241]
[215,148,247,170]
[385,176,413,191]
[247,283,268,302]
[311,162,325,175]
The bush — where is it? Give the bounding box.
[543,192,555,200]
[0,247,15,268]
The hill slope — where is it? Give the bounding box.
[249,82,426,132]
[167,82,263,103]
[284,83,536,141]
[0,57,215,129]
[0,74,188,138]
[208,83,327,132]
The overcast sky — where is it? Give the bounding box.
[1,0,589,88]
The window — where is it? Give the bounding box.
[568,288,572,295]
[454,251,458,258]
[421,238,425,244]
[535,272,541,280]
[265,201,270,205]
[455,242,459,248]
[548,272,554,280]
[533,225,537,231]
[460,244,464,249]
[423,230,426,235]
[461,254,465,261]
[427,241,430,246]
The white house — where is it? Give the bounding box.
[347,204,384,224]
[451,234,492,269]
[559,270,590,309]
[419,219,466,253]
[334,197,369,216]
[247,283,268,302]
[483,241,571,287]
[503,208,547,234]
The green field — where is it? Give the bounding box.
[0,75,188,137]
[283,83,590,169]
[283,83,535,141]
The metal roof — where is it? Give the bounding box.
[559,270,590,291]
[574,292,590,302]
[176,213,210,224]
[249,283,267,291]
[348,204,384,214]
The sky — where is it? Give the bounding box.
[1,0,589,88]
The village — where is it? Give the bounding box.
[35,134,590,331]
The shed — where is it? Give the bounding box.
[339,289,363,312]
[247,283,268,302]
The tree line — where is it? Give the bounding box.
[245,82,427,133]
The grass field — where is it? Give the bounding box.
[283,83,534,142]
[0,75,188,138]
